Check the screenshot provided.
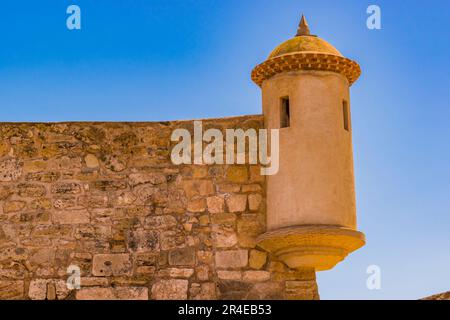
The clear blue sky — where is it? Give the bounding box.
[1,0,449,299]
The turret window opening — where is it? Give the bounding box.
[343,100,350,131]
[280,97,290,128]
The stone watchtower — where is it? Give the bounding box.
[0,15,367,301]
[253,16,365,272]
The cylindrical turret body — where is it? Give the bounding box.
[253,16,365,271]
[263,70,356,231]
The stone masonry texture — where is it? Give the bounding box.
[0,116,319,300]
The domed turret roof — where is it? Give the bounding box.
[251,15,361,87]
[268,15,343,59]
[268,36,343,59]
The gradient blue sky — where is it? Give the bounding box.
[1,0,449,299]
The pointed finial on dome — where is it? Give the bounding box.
[296,15,311,36]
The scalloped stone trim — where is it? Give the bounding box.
[251,52,361,87]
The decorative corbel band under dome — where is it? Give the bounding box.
[251,52,361,87]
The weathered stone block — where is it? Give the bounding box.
[0,262,27,279]
[119,206,151,217]
[226,166,248,183]
[91,180,127,192]
[207,196,225,213]
[183,222,193,232]
[243,271,270,282]
[133,184,157,203]
[31,224,72,238]
[196,265,210,281]
[197,251,213,264]
[28,279,50,300]
[272,267,317,282]
[30,247,56,265]
[54,156,82,170]
[0,159,22,182]
[182,180,215,199]
[189,282,217,300]
[246,282,284,300]
[285,280,319,300]
[187,197,206,212]
[3,201,26,213]
[237,214,264,248]
[76,287,148,300]
[157,268,194,279]
[0,246,28,261]
[13,211,50,223]
[53,197,78,210]
[217,280,252,300]
[129,172,166,186]
[215,250,248,269]
[92,254,132,276]
[0,186,12,200]
[0,281,24,300]
[168,247,196,266]
[210,213,236,225]
[126,229,159,252]
[241,184,262,193]
[25,171,60,182]
[30,198,52,211]
[218,183,240,193]
[105,155,126,172]
[144,215,177,230]
[135,253,158,267]
[191,166,208,178]
[217,270,242,281]
[248,193,263,211]
[52,209,90,225]
[77,195,109,208]
[199,215,210,226]
[160,230,185,250]
[46,282,57,300]
[51,182,82,194]
[23,160,47,173]
[136,266,156,275]
[151,279,188,300]
[84,154,100,168]
[80,277,109,287]
[226,194,247,213]
[0,141,10,158]
[114,191,137,206]
[211,225,237,248]
[18,183,46,197]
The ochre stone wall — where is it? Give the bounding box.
[0,115,318,300]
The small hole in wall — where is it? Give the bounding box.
[280,97,290,128]
[343,100,350,131]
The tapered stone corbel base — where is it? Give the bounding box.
[256,225,365,271]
